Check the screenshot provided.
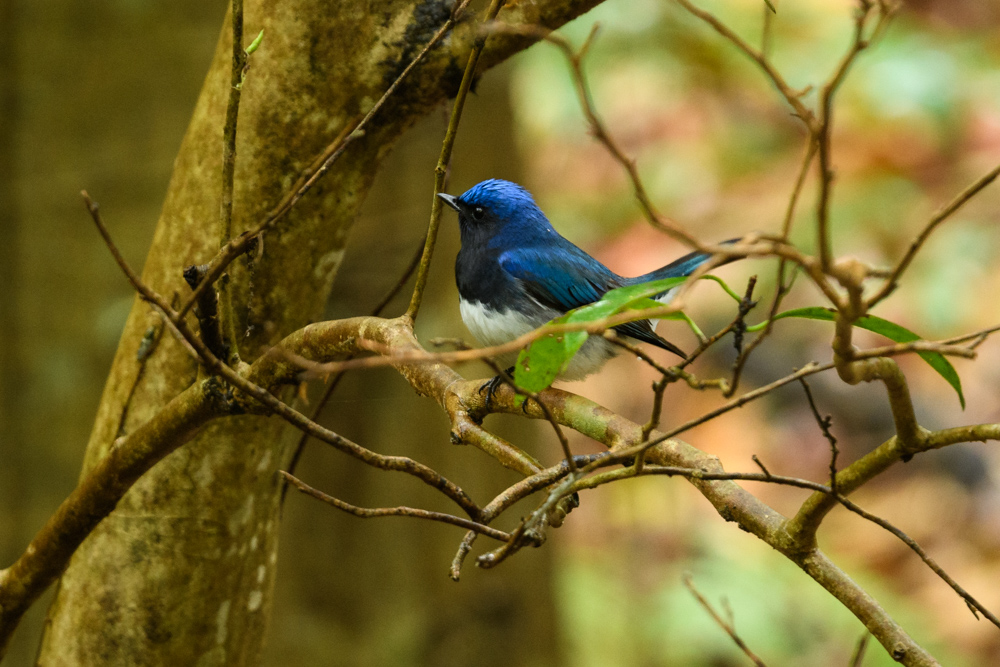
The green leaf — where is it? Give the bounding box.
[698,274,743,303]
[246,29,265,55]
[514,324,588,394]
[754,307,965,409]
[513,276,690,393]
[587,275,689,311]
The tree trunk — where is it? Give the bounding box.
[36,0,600,663]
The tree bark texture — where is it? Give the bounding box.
[36,0,602,663]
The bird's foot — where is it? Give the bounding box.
[478,367,515,408]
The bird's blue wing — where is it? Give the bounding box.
[499,247,691,357]
[498,247,614,312]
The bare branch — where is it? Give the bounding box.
[178,0,479,322]
[280,472,509,541]
[816,2,895,273]
[787,422,1000,546]
[479,355,578,474]
[280,235,428,506]
[215,0,252,363]
[521,459,1000,634]
[850,634,870,667]
[0,382,219,652]
[782,139,818,240]
[683,574,768,667]
[181,263,229,361]
[675,0,816,131]
[838,491,1000,629]
[450,531,478,581]
[84,198,483,518]
[406,0,507,320]
[751,454,771,477]
[868,163,1000,308]
[799,377,839,494]
[486,23,699,246]
[723,276,760,396]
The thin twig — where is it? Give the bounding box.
[723,276,759,396]
[83,193,481,519]
[683,574,768,667]
[781,140,818,241]
[406,0,507,320]
[817,4,869,271]
[675,0,816,131]
[850,633,870,667]
[843,493,1000,628]
[281,472,507,540]
[869,162,1000,307]
[220,0,245,246]
[280,235,429,507]
[726,140,818,390]
[182,264,228,361]
[642,377,668,442]
[179,0,478,322]
[487,23,698,246]
[452,342,578,474]
[511,455,1000,630]
[450,531,479,581]
[496,362,836,549]
[760,0,776,58]
[214,0,253,363]
[751,454,771,477]
[116,312,167,437]
[799,377,839,495]
[373,234,427,316]
[278,371,346,509]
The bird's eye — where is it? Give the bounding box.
[472,206,485,220]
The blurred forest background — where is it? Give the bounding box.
[2,0,1000,665]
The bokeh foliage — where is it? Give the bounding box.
[509,1,1000,664]
[2,0,999,665]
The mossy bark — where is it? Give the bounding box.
[35,0,602,663]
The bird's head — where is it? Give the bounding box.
[438,179,552,245]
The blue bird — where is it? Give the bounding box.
[438,179,731,390]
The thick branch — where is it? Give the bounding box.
[0,381,220,653]
[257,316,939,664]
[786,423,1000,545]
[472,384,938,665]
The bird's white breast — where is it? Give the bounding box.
[459,299,538,348]
[459,298,620,380]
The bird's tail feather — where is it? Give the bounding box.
[627,238,741,286]
[625,239,740,285]
[621,238,741,305]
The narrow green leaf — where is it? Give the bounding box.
[587,276,689,312]
[246,29,265,54]
[698,274,743,303]
[753,307,965,409]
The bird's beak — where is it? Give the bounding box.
[437,193,462,213]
